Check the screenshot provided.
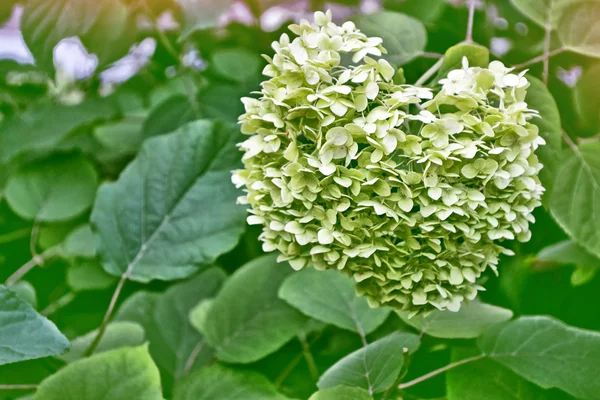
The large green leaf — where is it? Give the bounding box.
[179,0,234,38]
[397,300,513,339]
[33,346,164,400]
[447,347,552,400]
[509,0,592,29]
[308,386,373,400]
[317,333,420,394]
[91,120,246,282]
[0,99,118,163]
[549,142,600,259]
[0,285,69,365]
[478,316,600,399]
[435,43,489,82]
[536,240,600,267]
[5,155,98,222]
[279,269,390,335]
[173,364,290,400]
[557,1,600,57]
[203,255,307,364]
[142,95,196,139]
[58,321,145,362]
[21,0,137,71]
[354,11,427,66]
[212,49,262,84]
[115,268,225,392]
[525,76,562,190]
[574,63,600,134]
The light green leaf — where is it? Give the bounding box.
[91,120,246,282]
[435,43,489,82]
[571,266,597,286]
[354,11,427,66]
[549,142,600,259]
[478,316,600,399]
[5,155,98,222]
[447,347,552,400]
[204,255,307,364]
[558,2,600,57]
[34,345,164,400]
[509,0,591,29]
[279,269,391,335]
[173,364,290,400]
[21,0,137,71]
[179,0,234,38]
[318,332,420,394]
[524,75,562,190]
[116,268,225,392]
[212,49,262,83]
[7,281,37,308]
[397,300,513,338]
[0,99,118,163]
[67,260,117,292]
[574,63,600,135]
[308,386,373,400]
[0,285,69,365]
[62,224,96,258]
[536,240,600,268]
[189,299,214,335]
[57,321,145,362]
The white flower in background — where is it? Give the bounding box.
[490,37,512,57]
[53,37,99,82]
[100,38,157,87]
[0,5,34,64]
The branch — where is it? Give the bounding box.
[5,247,59,286]
[398,354,485,389]
[0,385,38,390]
[299,334,319,381]
[513,48,566,69]
[465,0,476,42]
[184,340,205,375]
[83,274,128,357]
[415,57,444,86]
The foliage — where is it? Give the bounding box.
[0,0,599,399]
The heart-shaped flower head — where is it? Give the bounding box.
[233,10,545,316]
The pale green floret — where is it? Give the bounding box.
[233,11,545,315]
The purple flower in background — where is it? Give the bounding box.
[53,37,98,81]
[100,38,157,85]
[0,5,34,64]
[557,66,582,88]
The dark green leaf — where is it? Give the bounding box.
[7,281,37,308]
[397,300,513,339]
[33,346,164,400]
[204,255,307,364]
[142,95,196,139]
[173,364,290,400]
[317,332,420,394]
[279,269,390,335]
[478,316,600,399]
[383,0,447,25]
[0,285,69,365]
[67,260,117,292]
[212,49,262,83]
[354,11,427,66]
[62,224,96,258]
[5,155,98,222]
[92,120,246,282]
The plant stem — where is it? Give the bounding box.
[0,228,30,245]
[299,335,319,381]
[465,0,476,42]
[183,340,205,375]
[542,7,553,85]
[398,354,485,389]
[0,385,38,390]
[83,274,128,357]
[513,48,566,69]
[41,292,76,316]
[562,129,579,153]
[415,57,444,86]
[421,52,443,59]
[5,247,58,287]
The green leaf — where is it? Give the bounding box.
[509,0,589,29]
[142,95,196,139]
[0,285,69,365]
[549,142,600,259]
[447,347,552,400]
[116,268,225,392]
[21,0,137,71]
[317,332,420,394]
[397,300,513,339]
[189,299,214,335]
[279,269,391,335]
[0,0,16,25]
[198,84,246,122]
[478,316,600,399]
[558,1,600,57]
[5,155,98,222]
[308,386,373,400]
[524,75,562,191]
[212,49,262,83]
[383,0,448,25]
[91,120,246,282]
[173,364,290,400]
[67,260,117,292]
[179,0,234,38]
[7,281,37,308]
[204,255,307,364]
[536,240,600,268]
[0,98,117,164]
[574,63,600,134]
[34,345,164,400]
[435,43,489,82]
[58,321,145,362]
[570,266,597,286]
[62,224,96,258]
[354,11,427,66]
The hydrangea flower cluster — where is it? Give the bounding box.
[233,10,545,315]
